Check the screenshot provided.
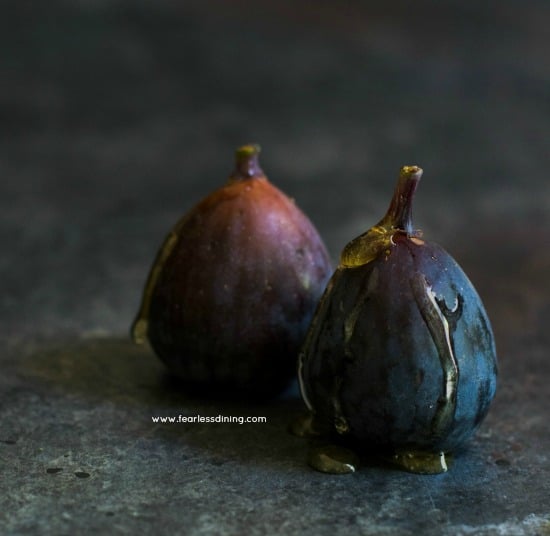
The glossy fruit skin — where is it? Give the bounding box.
[299,167,497,453]
[134,147,332,397]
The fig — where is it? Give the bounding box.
[298,165,497,473]
[131,144,332,398]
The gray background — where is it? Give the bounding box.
[1,1,549,534]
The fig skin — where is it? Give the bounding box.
[299,166,497,454]
[132,144,332,398]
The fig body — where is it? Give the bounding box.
[132,145,332,397]
[299,166,497,467]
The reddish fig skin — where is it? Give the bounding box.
[132,145,332,398]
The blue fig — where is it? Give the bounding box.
[298,166,497,473]
[132,144,332,398]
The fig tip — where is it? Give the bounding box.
[232,143,264,179]
[400,165,423,179]
[236,143,261,160]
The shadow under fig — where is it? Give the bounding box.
[15,337,490,475]
[18,336,308,468]
[19,336,299,402]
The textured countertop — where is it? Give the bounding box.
[1,1,549,534]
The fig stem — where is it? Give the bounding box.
[231,143,264,180]
[379,165,423,234]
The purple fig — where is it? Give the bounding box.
[298,166,497,473]
[132,144,332,398]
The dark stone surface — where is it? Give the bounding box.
[1,1,549,534]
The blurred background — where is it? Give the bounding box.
[2,0,548,343]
